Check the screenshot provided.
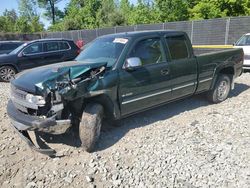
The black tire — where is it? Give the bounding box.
[0,66,16,82]
[79,103,104,152]
[207,74,231,103]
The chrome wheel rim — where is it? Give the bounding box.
[0,67,15,81]
[217,80,228,100]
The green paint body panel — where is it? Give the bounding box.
[11,30,244,120]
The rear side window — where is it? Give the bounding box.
[23,43,43,55]
[44,42,59,52]
[166,35,189,60]
[59,42,70,50]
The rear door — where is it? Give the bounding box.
[43,41,65,65]
[18,42,44,70]
[119,37,172,116]
[59,41,76,61]
[165,35,198,99]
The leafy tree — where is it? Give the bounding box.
[96,0,118,27]
[37,0,65,24]
[1,9,18,32]
[30,16,44,32]
[188,0,250,19]
[19,0,38,21]
[49,0,102,31]
[218,0,250,16]
[15,16,32,33]
[18,0,44,32]
[119,0,132,25]
[154,0,189,22]
[41,0,250,31]
[0,6,44,33]
[127,0,155,25]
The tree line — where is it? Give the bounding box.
[1,0,250,33]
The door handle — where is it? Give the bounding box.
[161,69,169,76]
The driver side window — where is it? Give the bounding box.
[128,38,164,66]
[23,43,42,55]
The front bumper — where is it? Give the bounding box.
[7,100,71,156]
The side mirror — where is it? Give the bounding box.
[18,52,25,58]
[124,57,142,71]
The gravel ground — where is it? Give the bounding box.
[0,73,250,188]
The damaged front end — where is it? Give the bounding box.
[7,62,107,156]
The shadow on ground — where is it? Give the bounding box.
[34,83,250,154]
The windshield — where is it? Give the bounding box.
[9,43,28,54]
[76,36,128,67]
[236,35,250,46]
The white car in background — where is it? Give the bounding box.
[234,33,250,69]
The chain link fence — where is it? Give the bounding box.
[41,16,250,45]
[1,16,249,45]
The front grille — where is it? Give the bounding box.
[11,85,27,101]
[10,84,50,116]
[10,85,38,110]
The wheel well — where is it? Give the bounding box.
[219,67,234,76]
[0,65,18,73]
[85,95,117,119]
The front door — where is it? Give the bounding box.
[18,42,44,70]
[119,37,172,116]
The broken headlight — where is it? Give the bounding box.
[26,94,46,106]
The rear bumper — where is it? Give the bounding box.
[7,100,71,156]
[243,59,250,69]
[243,65,250,70]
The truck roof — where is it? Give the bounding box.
[100,30,186,38]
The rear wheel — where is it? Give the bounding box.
[79,103,103,152]
[0,66,16,82]
[207,74,231,103]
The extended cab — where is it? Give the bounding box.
[7,31,243,156]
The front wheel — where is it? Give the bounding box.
[207,74,231,103]
[0,66,16,82]
[79,103,103,152]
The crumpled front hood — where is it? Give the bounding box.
[12,61,107,94]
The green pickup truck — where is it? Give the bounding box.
[7,31,243,156]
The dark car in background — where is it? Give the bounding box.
[0,39,80,82]
[0,41,24,55]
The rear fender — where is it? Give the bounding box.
[210,64,235,90]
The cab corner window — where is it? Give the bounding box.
[44,42,59,52]
[23,43,42,55]
[166,35,189,60]
[128,38,164,66]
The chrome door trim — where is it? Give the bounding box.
[122,89,171,105]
